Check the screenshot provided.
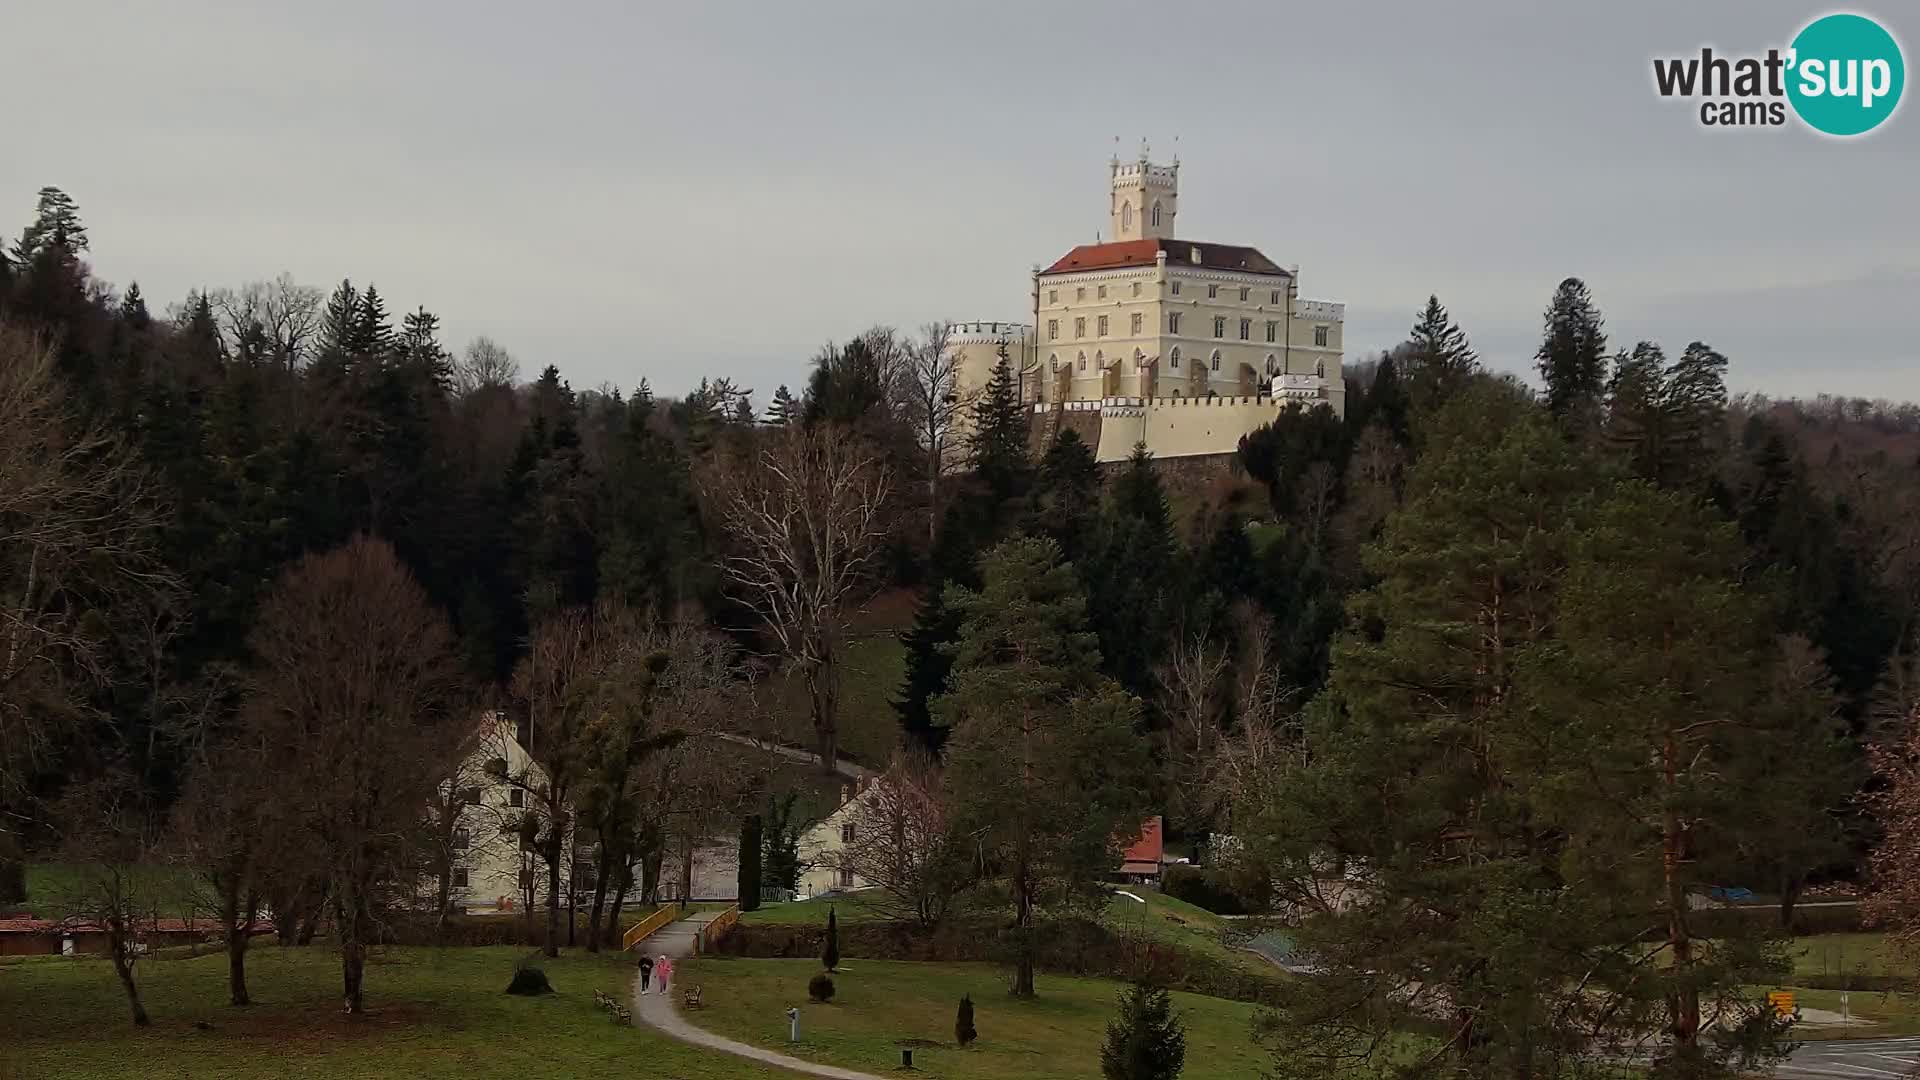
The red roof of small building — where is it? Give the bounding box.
[1041,239,1291,277]
[1120,816,1164,868]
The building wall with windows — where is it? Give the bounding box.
[948,153,1345,463]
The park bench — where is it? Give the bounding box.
[681,985,703,1010]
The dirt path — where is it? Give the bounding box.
[629,913,886,1080]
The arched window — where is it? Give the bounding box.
[1266,354,1278,376]
[1315,359,1326,378]
[1170,347,1181,370]
[1121,202,1132,231]
[1049,352,1059,370]
[1134,349,1145,370]
[1151,201,1162,227]
[1210,350,1222,372]
[1077,351,1087,371]
[1094,350,1104,371]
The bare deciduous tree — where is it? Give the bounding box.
[701,424,893,773]
[210,274,323,368]
[1155,626,1230,820]
[1868,649,1920,958]
[833,751,970,928]
[900,322,967,544]
[1,324,175,899]
[248,536,468,1014]
[53,769,162,1026]
[456,336,519,396]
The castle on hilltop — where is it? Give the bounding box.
[947,148,1345,464]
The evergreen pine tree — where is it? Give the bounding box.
[119,282,150,330]
[967,346,1030,502]
[1403,295,1478,407]
[13,186,88,260]
[822,905,840,972]
[1031,428,1101,561]
[767,384,798,425]
[350,285,394,358]
[1535,277,1608,429]
[936,537,1153,997]
[1083,445,1177,699]
[1604,340,1728,490]
[737,814,763,912]
[1100,984,1186,1080]
[955,994,978,1046]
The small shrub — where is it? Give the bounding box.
[1162,864,1263,915]
[955,993,977,1046]
[505,964,552,996]
[808,971,836,1003]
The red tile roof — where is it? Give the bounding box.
[1120,816,1164,867]
[1042,239,1291,277]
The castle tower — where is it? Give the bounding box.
[1109,143,1178,242]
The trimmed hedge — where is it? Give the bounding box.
[716,917,1287,1005]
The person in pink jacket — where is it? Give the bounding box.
[655,954,673,997]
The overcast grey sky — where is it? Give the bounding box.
[8,1,1916,401]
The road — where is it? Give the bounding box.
[1774,1037,1920,1078]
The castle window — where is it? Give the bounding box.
[452,828,470,850]
[1211,350,1222,371]
[1171,281,1181,296]
[1097,284,1107,300]
[1130,312,1143,334]
[841,822,855,844]
[1049,353,1059,370]
[1075,317,1086,339]
[1170,347,1181,369]
[509,788,524,808]
[1152,202,1161,226]
[1266,355,1279,376]
[1314,325,1329,347]
[1077,351,1087,371]
[1207,284,1219,299]
[1213,316,1226,338]
[1316,359,1326,378]
[1047,319,1058,341]
[1131,281,1140,297]
[1095,350,1104,371]
[1239,318,1251,341]
[1076,287,1086,301]
[1097,315,1109,337]
[1167,312,1181,334]
[1239,287,1250,302]
[1121,202,1132,231]
[1265,320,1277,343]
[452,868,469,888]
[1270,289,1282,305]
[1048,289,1057,304]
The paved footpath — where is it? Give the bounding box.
[629,911,886,1080]
[1771,1035,1920,1078]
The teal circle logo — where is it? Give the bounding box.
[1787,13,1905,136]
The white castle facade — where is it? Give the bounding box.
[948,150,1344,463]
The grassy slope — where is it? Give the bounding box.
[0,946,797,1080]
[21,862,202,921]
[767,634,906,771]
[678,956,1268,1080]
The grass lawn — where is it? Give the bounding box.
[20,862,203,921]
[677,956,1272,1079]
[1789,933,1910,980]
[1102,887,1272,976]
[0,945,799,1080]
[740,894,899,926]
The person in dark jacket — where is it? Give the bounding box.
[637,952,654,993]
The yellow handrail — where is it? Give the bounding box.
[622,906,677,952]
[695,905,741,956]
